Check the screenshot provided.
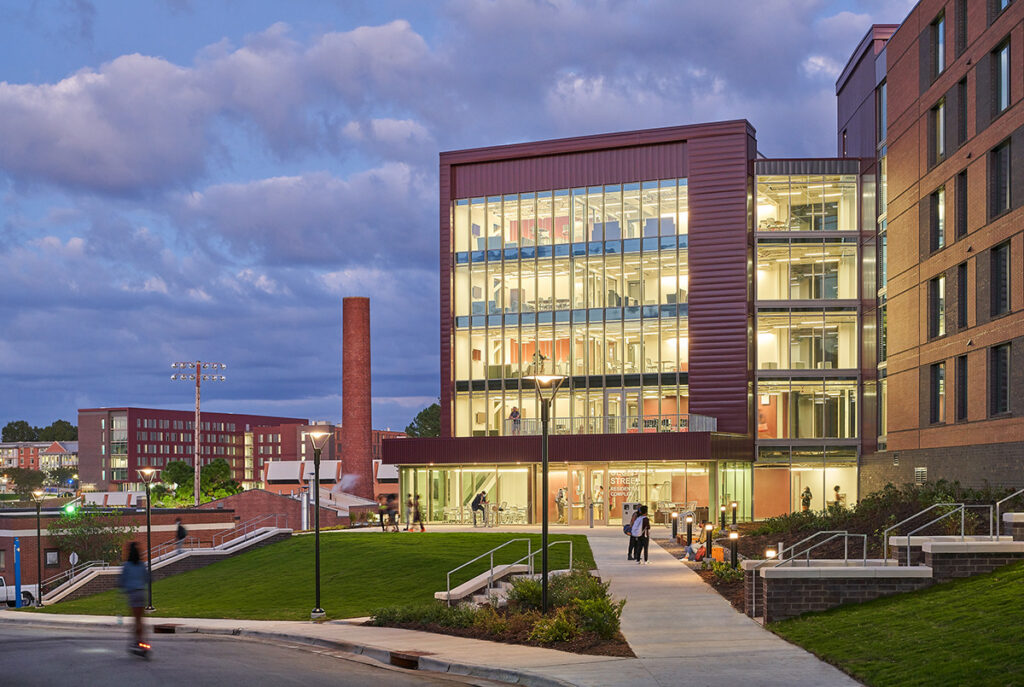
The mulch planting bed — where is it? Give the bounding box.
[371,613,635,657]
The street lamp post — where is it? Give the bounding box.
[524,371,565,613]
[170,361,227,506]
[32,490,45,607]
[307,429,332,620]
[137,468,157,612]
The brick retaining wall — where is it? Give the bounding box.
[763,574,932,624]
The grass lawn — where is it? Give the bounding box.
[35,532,593,621]
[772,561,1024,687]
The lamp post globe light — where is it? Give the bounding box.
[523,369,565,614]
[32,489,45,607]
[137,468,157,612]
[307,429,332,620]
[170,361,227,506]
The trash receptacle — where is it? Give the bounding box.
[621,502,641,528]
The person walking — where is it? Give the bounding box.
[471,491,488,527]
[385,493,398,532]
[404,493,413,531]
[632,505,651,564]
[378,496,388,532]
[625,508,639,560]
[119,542,150,655]
[174,518,187,553]
[413,495,425,532]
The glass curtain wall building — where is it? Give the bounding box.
[753,162,862,515]
[451,180,696,438]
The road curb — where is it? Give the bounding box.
[0,614,577,686]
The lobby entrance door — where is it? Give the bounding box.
[567,464,608,526]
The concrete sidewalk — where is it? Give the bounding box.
[586,533,860,686]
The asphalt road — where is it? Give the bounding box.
[0,625,479,687]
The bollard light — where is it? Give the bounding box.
[671,511,679,539]
[729,530,739,568]
[731,501,738,525]
[719,504,726,531]
[705,523,714,559]
[765,548,777,559]
[685,514,693,546]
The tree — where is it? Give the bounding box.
[405,402,441,437]
[5,468,46,497]
[200,458,242,499]
[48,507,137,564]
[159,460,195,502]
[2,420,37,442]
[47,467,78,489]
[37,420,78,442]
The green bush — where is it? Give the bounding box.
[507,576,543,610]
[369,602,477,628]
[572,596,625,639]
[701,559,743,583]
[549,568,610,607]
[528,607,578,643]
[472,605,509,635]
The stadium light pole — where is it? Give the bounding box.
[523,366,565,614]
[170,361,226,506]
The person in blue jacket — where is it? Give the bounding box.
[119,542,149,653]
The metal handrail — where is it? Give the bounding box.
[513,539,574,576]
[882,503,961,566]
[996,488,1024,537]
[213,513,287,548]
[149,535,201,561]
[443,538,531,606]
[776,532,867,567]
[40,560,112,598]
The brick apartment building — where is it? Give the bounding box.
[839,0,1024,492]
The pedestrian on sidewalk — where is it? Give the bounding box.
[632,505,650,564]
[404,493,413,531]
[119,542,149,653]
[625,508,639,560]
[377,496,388,532]
[385,493,398,532]
[413,495,425,531]
[175,518,187,552]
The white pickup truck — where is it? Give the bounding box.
[0,576,38,607]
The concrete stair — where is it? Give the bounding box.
[434,564,528,604]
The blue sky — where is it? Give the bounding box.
[0,0,913,432]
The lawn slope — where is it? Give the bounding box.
[772,561,1024,687]
[40,532,592,621]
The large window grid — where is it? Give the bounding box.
[756,309,859,371]
[755,378,859,439]
[753,446,858,516]
[756,239,858,300]
[452,180,689,437]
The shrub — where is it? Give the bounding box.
[701,559,743,583]
[472,605,509,635]
[369,602,477,628]
[549,568,609,608]
[572,596,625,639]
[528,607,578,643]
[507,576,543,610]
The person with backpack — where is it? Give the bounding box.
[625,508,639,560]
[632,505,651,564]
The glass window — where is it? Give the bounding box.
[930,362,946,423]
[877,81,887,142]
[931,187,945,251]
[957,262,968,328]
[956,355,968,421]
[929,275,947,338]
[991,242,1010,315]
[933,12,946,77]
[933,99,946,161]
[990,140,1011,217]
[956,171,968,239]
[990,343,1011,415]
[995,42,1010,114]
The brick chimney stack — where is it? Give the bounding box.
[341,297,373,499]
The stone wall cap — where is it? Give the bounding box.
[762,566,932,579]
[923,541,1024,553]
[892,535,1012,546]
[1003,513,1024,523]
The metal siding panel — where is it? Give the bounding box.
[439,161,453,438]
[688,133,753,436]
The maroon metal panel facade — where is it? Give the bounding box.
[451,141,687,199]
[382,431,749,466]
[686,130,756,437]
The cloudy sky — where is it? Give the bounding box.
[0,0,913,433]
